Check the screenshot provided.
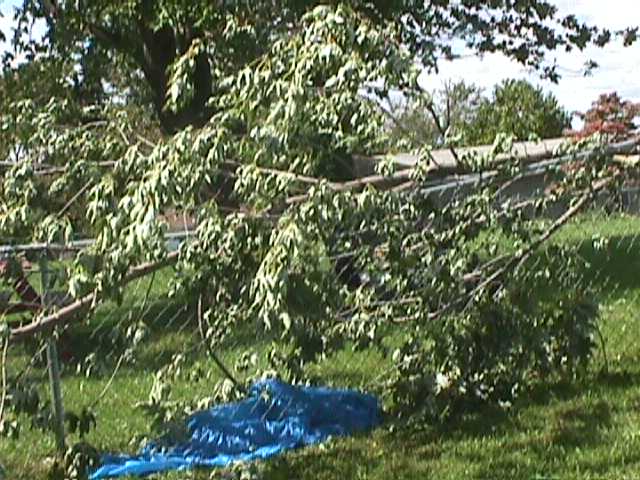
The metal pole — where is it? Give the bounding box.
[46,338,66,452]
[40,254,66,452]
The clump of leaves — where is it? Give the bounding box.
[386,257,600,421]
[46,442,100,480]
[65,408,98,439]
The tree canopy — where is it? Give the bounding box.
[5,0,636,133]
[573,91,640,139]
[387,80,485,149]
[467,78,571,144]
[387,77,571,151]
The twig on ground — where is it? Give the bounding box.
[197,295,245,392]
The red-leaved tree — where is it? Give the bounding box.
[572,92,640,139]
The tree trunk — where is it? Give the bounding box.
[138,23,213,134]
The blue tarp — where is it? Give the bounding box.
[91,379,381,479]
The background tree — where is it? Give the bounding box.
[465,79,571,145]
[387,78,571,150]
[571,91,640,139]
[7,0,634,135]
[387,80,484,150]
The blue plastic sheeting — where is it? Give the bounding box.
[90,379,381,479]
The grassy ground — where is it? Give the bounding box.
[2,213,640,479]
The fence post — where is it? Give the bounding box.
[46,338,66,452]
[40,254,66,452]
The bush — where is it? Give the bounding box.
[466,79,570,145]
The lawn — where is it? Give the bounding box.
[2,212,640,480]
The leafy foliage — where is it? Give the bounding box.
[466,79,571,145]
[46,442,100,480]
[5,0,634,133]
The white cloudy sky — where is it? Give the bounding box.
[421,0,640,114]
[1,0,638,114]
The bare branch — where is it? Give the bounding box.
[424,100,462,167]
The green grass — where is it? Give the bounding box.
[2,213,640,479]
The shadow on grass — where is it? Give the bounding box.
[259,377,619,480]
[265,441,382,480]
[573,233,640,294]
[356,370,633,480]
[16,292,274,381]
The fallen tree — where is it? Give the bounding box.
[2,6,640,468]
[6,137,638,342]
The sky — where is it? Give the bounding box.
[0,0,638,116]
[419,0,640,115]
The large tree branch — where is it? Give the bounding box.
[7,136,638,342]
[9,250,181,342]
[284,135,640,207]
[389,176,616,326]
